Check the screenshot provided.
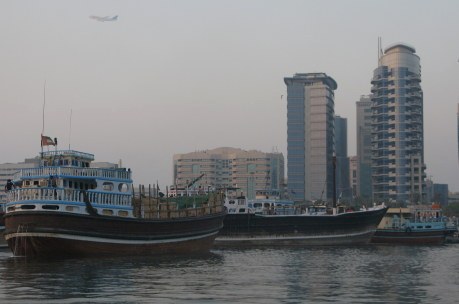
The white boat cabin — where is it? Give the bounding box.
[5,150,134,218]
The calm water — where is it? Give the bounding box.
[0,244,458,304]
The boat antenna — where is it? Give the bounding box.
[68,109,73,150]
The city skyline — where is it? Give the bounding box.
[1,1,458,191]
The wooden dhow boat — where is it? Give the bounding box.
[3,148,226,257]
[216,192,388,247]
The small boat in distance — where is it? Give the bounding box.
[4,147,226,258]
[215,189,388,247]
[371,205,457,245]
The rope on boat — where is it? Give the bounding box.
[82,191,99,216]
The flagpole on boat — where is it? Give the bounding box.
[69,109,72,150]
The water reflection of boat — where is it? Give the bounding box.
[4,148,226,257]
[371,205,457,245]
[216,190,388,247]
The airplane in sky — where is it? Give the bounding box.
[89,15,118,22]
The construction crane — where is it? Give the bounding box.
[187,173,205,188]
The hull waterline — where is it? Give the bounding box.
[5,211,225,257]
[215,207,388,247]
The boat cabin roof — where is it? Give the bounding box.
[386,207,411,215]
[40,150,95,162]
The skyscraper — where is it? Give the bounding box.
[371,43,426,204]
[335,116,351,202]
[356,95,373,201]
[284,73,337,202]
[349,156,358,200]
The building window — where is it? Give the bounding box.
[192,164,200,174]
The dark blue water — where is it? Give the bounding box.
[0,244,458,303]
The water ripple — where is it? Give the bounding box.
[0,245,458,303]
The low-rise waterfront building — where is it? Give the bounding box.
[173,147,285,200]
[0,158,41,202]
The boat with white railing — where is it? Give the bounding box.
[4,149,226,257]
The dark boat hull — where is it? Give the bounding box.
[371,229,446,245]
[0,211,6,248]
[4,211,226,257]
[215,207,388,246]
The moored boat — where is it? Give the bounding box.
[215,191,388,247]
[0,203,6,248]
[371,205,457,245]
[4,148,226,257]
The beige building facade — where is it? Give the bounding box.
[173,147,285,199]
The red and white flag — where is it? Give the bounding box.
[41,135,55,146]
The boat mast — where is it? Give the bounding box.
[41,81,46,162]
[69,109,72,150]
[333,154,337,209]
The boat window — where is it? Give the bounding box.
[228,200,235,205]
[102,209,114,216]
[103,182,114,191]
[118,210,128,217]
[7,206,16,212]
[20,205,36,210]
[42,205,59,210]
[254,203,262,208]
[119,183,129,193]
[425,226,431,228]
[65,206,79,212]
[264,203,270,208]
[238,208,246,213]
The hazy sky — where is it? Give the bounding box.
[1,0,458,191]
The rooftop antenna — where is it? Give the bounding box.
[378,37,383,66]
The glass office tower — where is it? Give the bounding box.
[335,116,351,202]
[371,44,426,204]
[356,95,373,201]
[284,73,337,202]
